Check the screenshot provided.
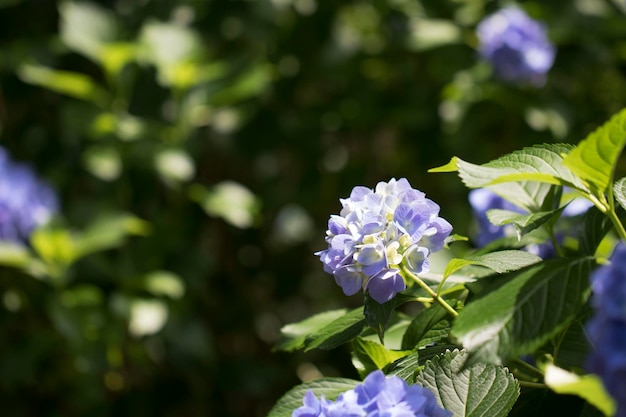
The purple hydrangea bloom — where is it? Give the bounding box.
[316,178,452,304]
[477,7,555,85]
[468,188,592,257]
[0,147,59,244]
[587,242,626,417]
[293,370,451,417]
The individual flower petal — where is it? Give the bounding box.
[366,269,406,304]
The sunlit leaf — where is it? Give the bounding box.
[75,213,150,259]
[274,309,350,352]
[83,145,122,181]
[614,176,626,211]
[563,108,626,196]
[18,64,108,104]
[128,298,168,337]
[59,1,118,62]
[351,337,411,377]
[443,250,541,280]
[430,144,589,210]
[415,349,520,417]
[190,181,261,229]
[544,364,615,417]
[143,271,185,299]
[154,148,195,184]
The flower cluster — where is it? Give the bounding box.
[293,370,451,417]
[468,188,592,258]
[586,242,626,417]
[316,178,452,304]
[0,147,59,244]
[477,7,555,85]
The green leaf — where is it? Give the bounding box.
[363,293,413,342]
[563,108,626,196]
[274,309,350,352]
[415,349,520,417]
[387,344,459,383]
[430,144,588,211]
[401,304,449,350]
[75,213,150,259]
[544,364,615,416]
[443,250,541,280]
[189,181,261,229]
[304,307,366,351]
[0,241,33,268]
[351,337,411,377]
[59,1,119,62]
[452,257,595,364]
[18,64,108,105]
[578,206,613,256]
[267,377,359,417]
[614,176,626,211]
[486,207,565,238]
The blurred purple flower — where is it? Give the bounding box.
[316,178,452,304]
[468,188,591,257]
[0,147,58,244]
[587,242,626,417]
[477,7,555,85]
[293,370,451,417]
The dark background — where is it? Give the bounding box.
[0,0,625,415]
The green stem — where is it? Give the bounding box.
[607,207,626,240]
[401,265,458,318]
[518,381,547,389]
[512,358,544,378]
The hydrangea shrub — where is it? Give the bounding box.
[269,108,626,417]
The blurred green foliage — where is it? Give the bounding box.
[0,0,624,416]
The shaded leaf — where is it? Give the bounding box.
[304,307,365,351]
[364,293,413,342]
[401,304,449,350]
[452,257,595,364]
[578,206,613,256]
[415,349,520,417]
[486,207,565,238]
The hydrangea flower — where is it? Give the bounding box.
[586,242,626,417]
[477,7,555,85]
[0,147,59,244]
[316,178,452,304]
[293,370,451,417]
[468,188,592,258]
